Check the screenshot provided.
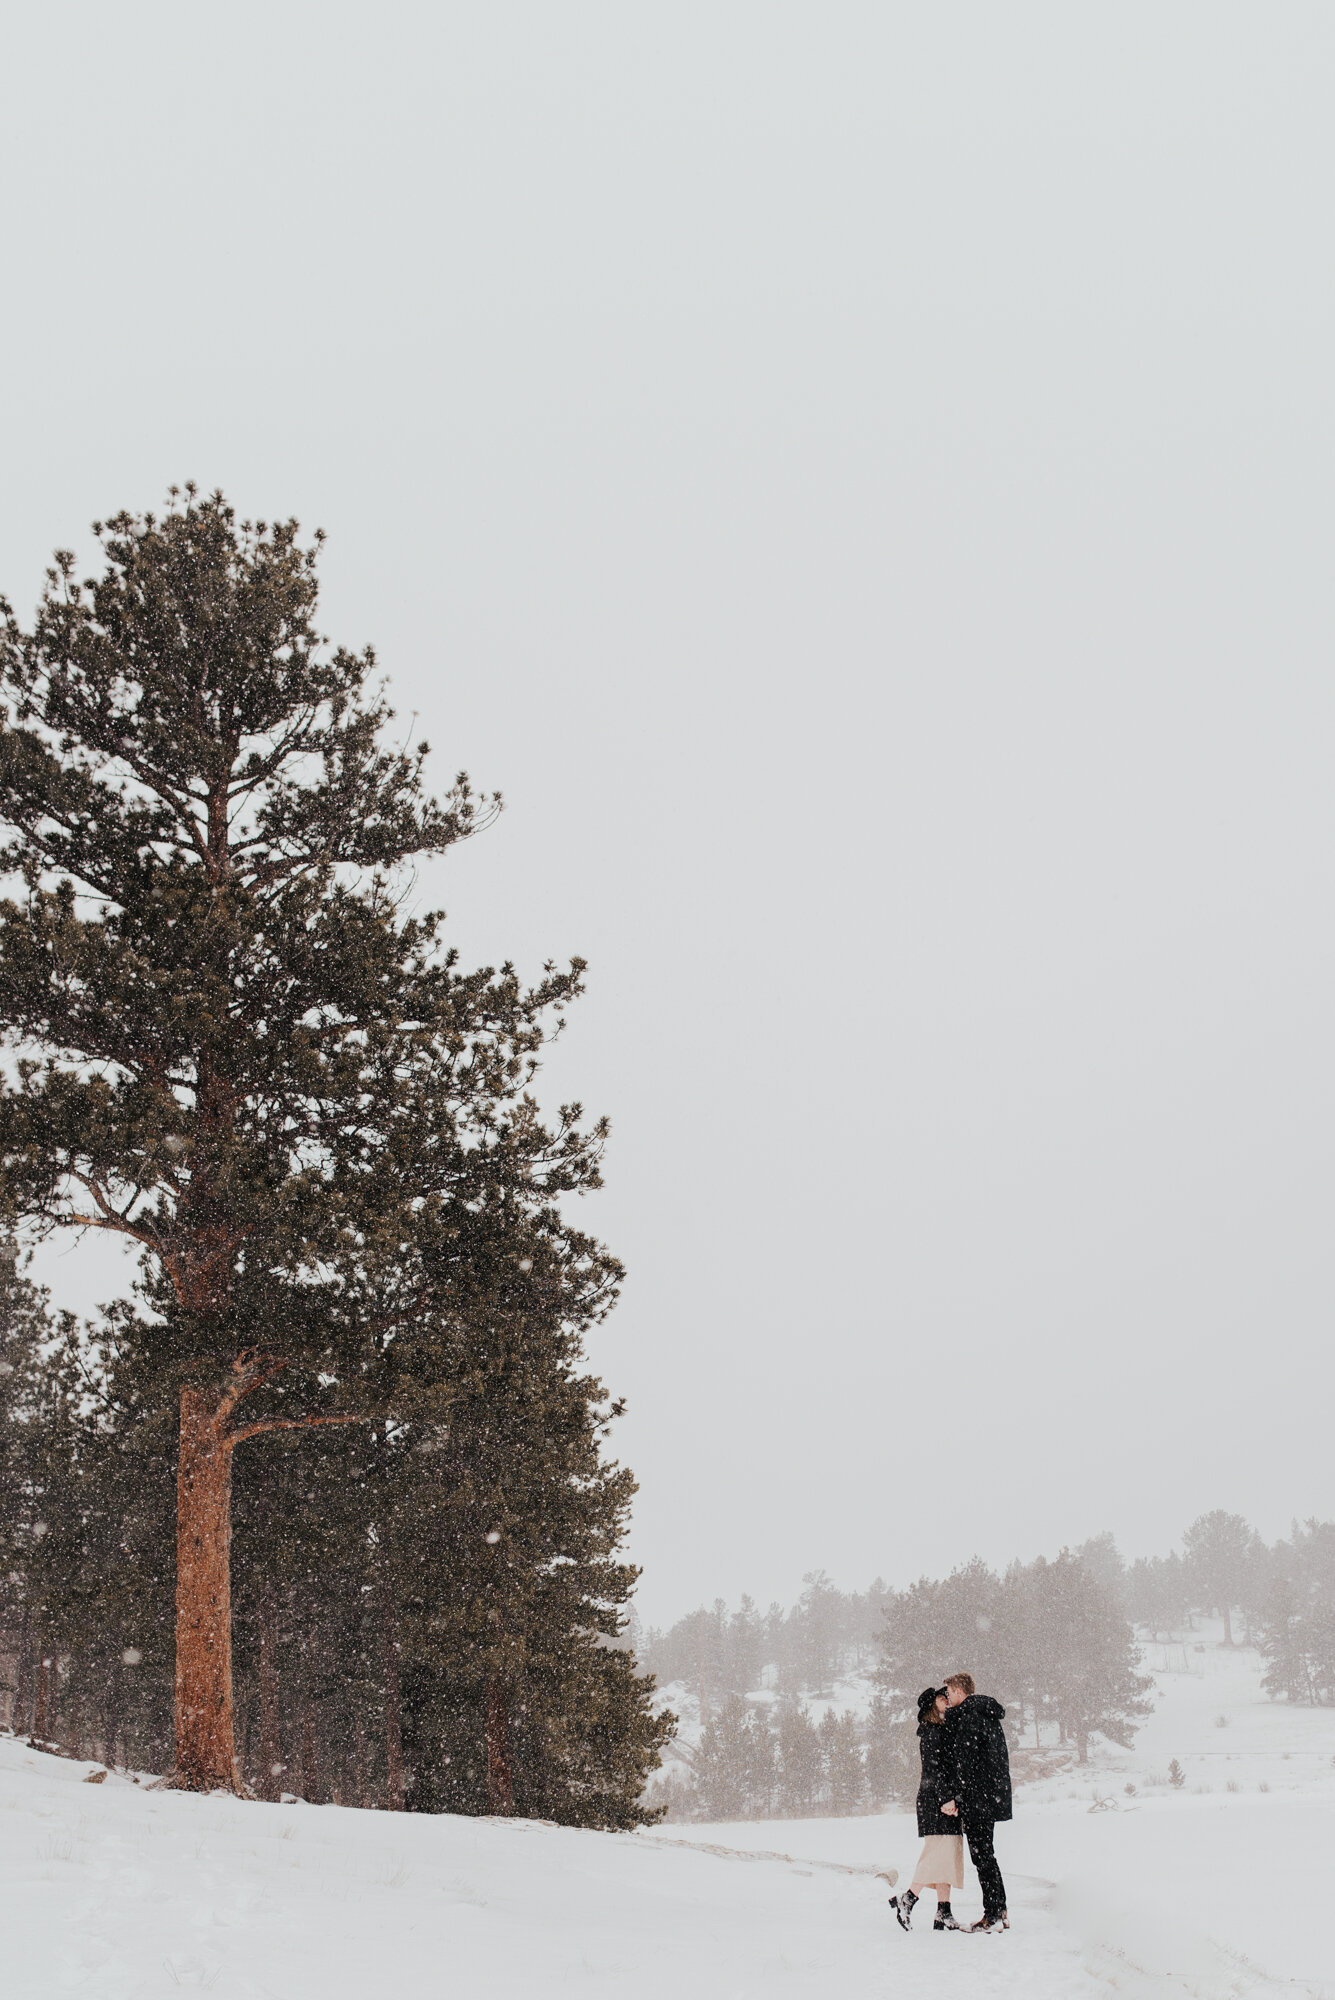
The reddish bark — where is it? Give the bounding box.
[166,1353,364,1794]
[485,1675,514,1815]
[171,1386,244,1792]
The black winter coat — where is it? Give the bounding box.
[942,1694,1012,1824]
[914,1721,961,1838]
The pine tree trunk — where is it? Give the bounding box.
[257,1582,282,1801]
[171,1387,244,1793]
[31,1645,49,1742]
[104,1652,123,1770]
[14,1603,31,1736]
[49,1660,60,1748]
[301,1697,321,1802]
[353,1718,367,1808]
[485,1674,514,1814]
[1222,1604,1233,1646]
[381,1578,404,1811]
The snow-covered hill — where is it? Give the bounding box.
[2,1631,1332,1998]
[0,1735,1079,1999]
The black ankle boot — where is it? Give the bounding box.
[934,1902,962,1931]
[892,1889,918,1931]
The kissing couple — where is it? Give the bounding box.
[888,1672,1012,1935]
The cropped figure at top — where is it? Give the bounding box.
[888,1687,964,1932]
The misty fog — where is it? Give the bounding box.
[3,3,1333,1633]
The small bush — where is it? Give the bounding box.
[1168,1760,1186,1790]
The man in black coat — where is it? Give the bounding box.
[940,1671,1011,1932]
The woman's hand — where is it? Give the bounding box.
[941,1801,958,1815]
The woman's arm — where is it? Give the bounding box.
[924,1729,958,1812]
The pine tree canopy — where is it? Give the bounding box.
[0,486,601,1382]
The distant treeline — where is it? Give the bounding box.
[643,1571,890,1708]
[646,1510,1335,1822]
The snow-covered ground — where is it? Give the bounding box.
[1,1630,1332,1998]
[658,1630,1335,1996]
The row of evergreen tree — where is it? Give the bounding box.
[648,1540,1149,1821]
[649,1512,1335,1712]
[1259,1523,1335,1705]
[0,1242,671,1822]
[649,1509,1335,1821]
[653,1693,905,1823]
[1124,1511,1335,1692]
[643,1535,1142,1728]
[0,491,671,1825]
[642,1571,890,1710]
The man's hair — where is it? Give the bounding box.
[945,1672,975,1697]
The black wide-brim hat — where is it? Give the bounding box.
[917,1685,943,1720]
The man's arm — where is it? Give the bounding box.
[939,1712,968,1814]
[987,1712,1011,1805]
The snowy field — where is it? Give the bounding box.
[661,1635,1335,1997]
[2,1633,1333,1998]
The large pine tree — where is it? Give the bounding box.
[0,490,605,1792]
[1020,1551,1152,1762]
[1182,1511,1259,1646]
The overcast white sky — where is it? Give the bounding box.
[2,3,1334,1625]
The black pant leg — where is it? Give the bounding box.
[964,1817,1006,1918]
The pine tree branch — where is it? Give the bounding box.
[67,1166,157,1235]
[215,1350,292,1423]
[64,1204,159,1252]
[225,1412,370,1448]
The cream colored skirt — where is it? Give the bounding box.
[912,1834,964,1887]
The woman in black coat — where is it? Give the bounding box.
[889,1688,964,1932]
